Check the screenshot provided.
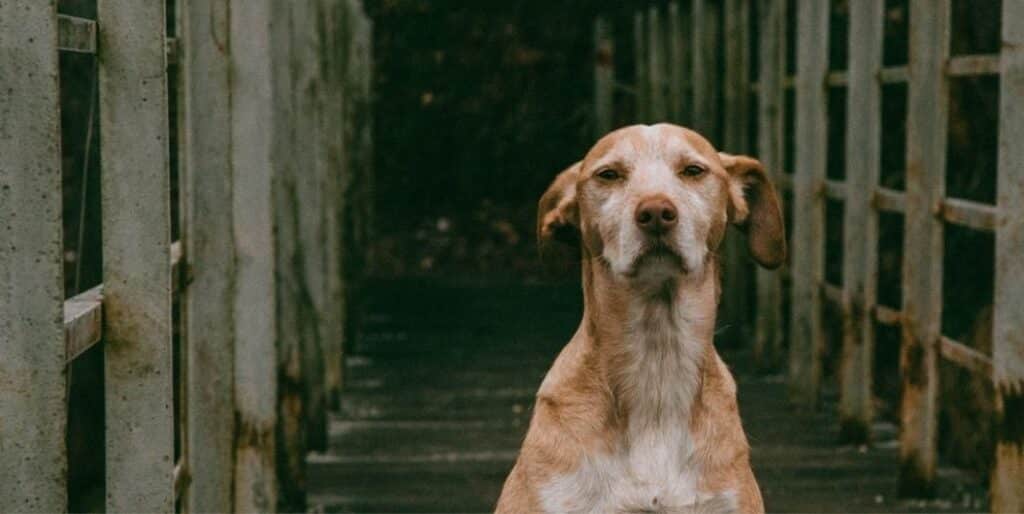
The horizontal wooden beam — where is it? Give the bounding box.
[64,285,104,362]
[63,241,183,363]
[874,304,902,326]
[58,14,96,54]
[824,178,846,200]
[827,70,848,87]
[938,196,998,231]
[822,282,844,305]
[946,53,1000,77]
[873,186,906,213]
[939,335,994,378]
[878,65,909,84]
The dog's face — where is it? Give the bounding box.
[539,124,785,283]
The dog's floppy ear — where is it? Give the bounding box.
[720,153,786,269]
[537,162,581,259]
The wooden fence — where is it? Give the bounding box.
[594,1,1023,511]
[0,0,373,512]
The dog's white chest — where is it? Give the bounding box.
[539,429,729,514]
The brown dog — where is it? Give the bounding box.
[495,124,785,513]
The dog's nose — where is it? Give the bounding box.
[635,196,678,234]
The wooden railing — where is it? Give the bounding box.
[0,1,373,512]
[594,1,1023,511]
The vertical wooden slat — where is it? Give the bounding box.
[704,1,722,140]
[96,0,174,510]
[788,0,829,408]
[992,1,1024,510]
[720,0,752,346]
[634,11,649,122]
[594,16,614,138]
[290,0,329,459]
[899,0,949,496]
[668,2,685,123]
[648,6,667,121]
[755,0,786,369]
[321,0,347,414]
[180,0,235,511]
[230,0,279,509]
[0,2,67,511]
[838,0,884,445]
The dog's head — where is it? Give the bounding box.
[538,124,785,283]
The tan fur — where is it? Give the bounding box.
[496,125,784,514]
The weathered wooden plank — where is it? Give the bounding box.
[594,17,614,138]
[755,0,786,369]
[822,282,843,305]
[938,197,997,232]
[879,65,909,84]
[648,6,667,121]
[826,70,849,87]
[874,304,902,326]
[96,0,174,510]
[839,0,884,445]
[946,53,1000,77]
[899,0,949,497]
[992,1,1024,509]
[179,0,236,511]
[58,14,96,54]
[788,0,829,409]
[65,286,104,362]
[720,0,752,347]
[704,1,721,139]
[229,0,279,509]
[634,11,649,122]
[289,0,329,465]
[873,186,906,213]
[667,2,684,122]
[823,178,846,200]
[939,336,993,379]
[0,2,67,511]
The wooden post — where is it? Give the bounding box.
[992,0,1024,509]
[755,0,786,369]
[634,11,649,123]
[704,1,721,140]
[0,2,67,511]
[180,0,236,511]
[648,6,667,121]
[788,0,829,409]
[594,16,614,138]
[667,2,684,122]
[229,0,280,509]
[321,0,347,413]
[96,1,175,510]
[290,0,329,458]
[720,0,751,346]
[838,0,884,444]
[899,0,948,497]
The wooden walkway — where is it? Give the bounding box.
[307,280,987,513]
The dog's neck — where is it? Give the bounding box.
[580,255,718,430]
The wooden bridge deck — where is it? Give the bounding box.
[307,280,986,513]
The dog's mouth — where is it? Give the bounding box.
[626,241,686,276]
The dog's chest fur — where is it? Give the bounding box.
[538,298,736,514]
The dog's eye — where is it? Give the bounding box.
[596,169,621,180]
[681,165,706,177]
